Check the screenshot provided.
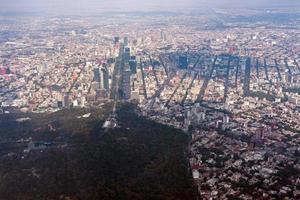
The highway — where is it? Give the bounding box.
[110,46,124,101]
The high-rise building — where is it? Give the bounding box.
[179,55,188,69]
[93,66,101,83]
[114,36,120,45]
[124,47,131,63]
[124,37,129,46]
[129,59,137,74]
[57,101,63,108]
[63,94,70,108]
[284,70,292,83]
[160,31,166,41]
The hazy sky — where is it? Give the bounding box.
[1,0,299,15]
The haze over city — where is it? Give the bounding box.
[1,0,300,15]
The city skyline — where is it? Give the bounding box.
[0,1,299,199]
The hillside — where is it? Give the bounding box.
[0,103,197,200]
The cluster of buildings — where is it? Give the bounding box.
[1,13,300,199]
[0,18,123,112]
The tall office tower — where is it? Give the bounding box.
[285,71,292,83]
[93,66,101,83]
[160,30,164,40]
[124,37,129,46]
[101,66,109,90]
[160,31,166,41]
[124,47,131,63]
[122,65,131,100]
[119,43,125,59]
[163,33,167,41]
[57,101,63,108]
[114,36,120,45]
[129,59,137,74]
[179,55,188,69]
[63,94,70,108]
[243,57,251,96]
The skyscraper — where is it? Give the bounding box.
[160,30,164,40]
[129,59,137,74]
[124,47,131,63]
[114,36,120,45]
[63,94,70,108]
[124,37,129,46]
[57,101,63,108]
[93,66,100,83]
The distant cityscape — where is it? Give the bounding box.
[0,8,300,200]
